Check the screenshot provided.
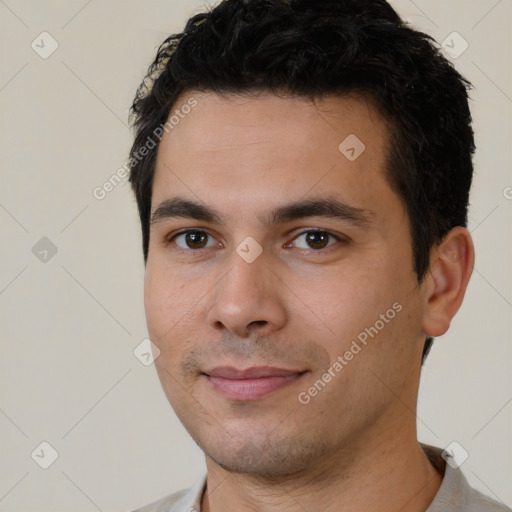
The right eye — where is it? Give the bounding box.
[169,230,221,251]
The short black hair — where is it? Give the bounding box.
[128,0,475,362]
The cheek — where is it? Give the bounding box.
[144,263,209,367]
[307,258,414,365]
[311,268,387,332]
[144,265,183,342]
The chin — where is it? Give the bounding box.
[201,429,331,478]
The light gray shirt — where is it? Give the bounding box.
[130,445,511,511]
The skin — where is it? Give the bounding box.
[144,90,474,512]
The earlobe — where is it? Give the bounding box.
[421,227,475,337]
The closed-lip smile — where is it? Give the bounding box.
[203,366,306,401]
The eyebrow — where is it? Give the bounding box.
[150,196,374,228]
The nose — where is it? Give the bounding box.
[206,249,287,338]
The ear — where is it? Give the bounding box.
[421,227,475,337]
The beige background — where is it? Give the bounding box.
[0,1,510,510]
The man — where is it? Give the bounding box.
[127,0,510,510]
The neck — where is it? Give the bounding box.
[201,412,442,512]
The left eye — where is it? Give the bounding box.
[288,231,340,250]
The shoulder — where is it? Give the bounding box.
[463,484,511,512]
[421,444,511,512]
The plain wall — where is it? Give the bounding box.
[0,1,510,510]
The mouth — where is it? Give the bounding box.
[203,366,307,401]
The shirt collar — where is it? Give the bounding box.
[170,474,206,512]
[422,443,471,512]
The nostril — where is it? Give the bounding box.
[249,320,267,327]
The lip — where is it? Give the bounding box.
[204,366,306,401]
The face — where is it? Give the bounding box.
[144,91,429,477]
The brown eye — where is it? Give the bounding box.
[305,232,329,249]
[291,231,340,250]
[172,230,217,250]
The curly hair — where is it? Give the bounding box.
[128,0,476,361]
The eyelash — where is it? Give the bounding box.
[166,229,348,254]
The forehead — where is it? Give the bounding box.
[151,90,399,228]
[157,90,385,156]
